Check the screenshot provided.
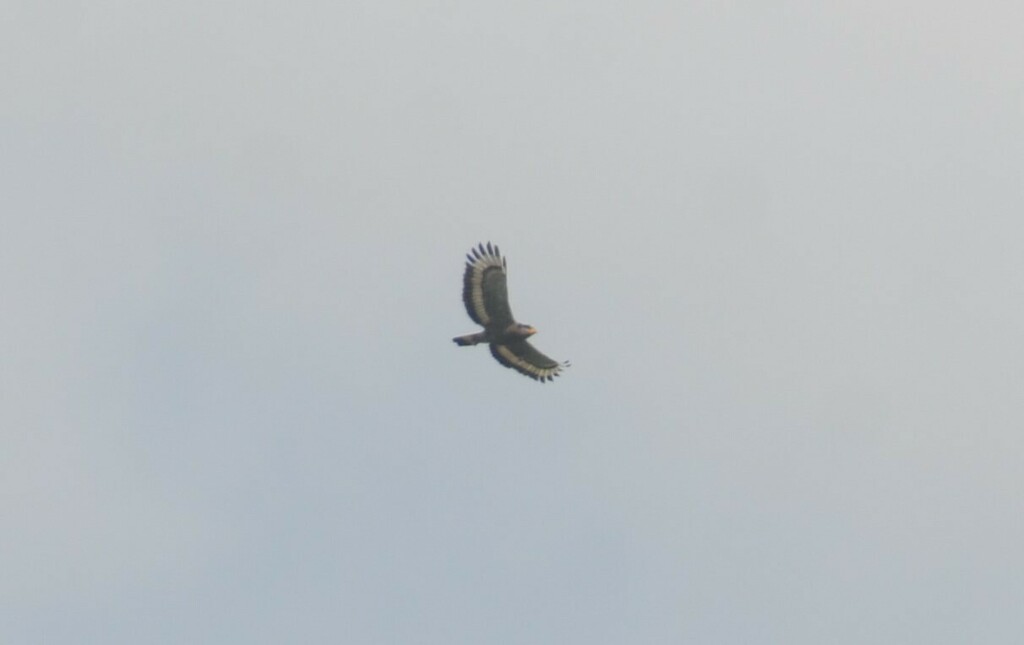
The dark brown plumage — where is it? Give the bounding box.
[452,242,569,382]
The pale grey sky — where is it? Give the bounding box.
[3,1,1023,643]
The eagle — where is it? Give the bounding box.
[453,242,569,382]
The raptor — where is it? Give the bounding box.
[453,242,569,382]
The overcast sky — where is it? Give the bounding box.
[3,1,1023,643]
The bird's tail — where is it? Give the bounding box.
[453,332,487,346]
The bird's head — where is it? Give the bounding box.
[515,323,538,337]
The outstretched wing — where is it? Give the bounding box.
[490,340,570,383]
[462,242,514,327]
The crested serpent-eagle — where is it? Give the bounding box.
[453,242,570,383]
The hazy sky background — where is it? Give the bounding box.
[3,1,1023,642]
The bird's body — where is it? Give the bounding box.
[451,323,533,347]
[453,242,569,382]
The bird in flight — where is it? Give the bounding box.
[453,242,569,382]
